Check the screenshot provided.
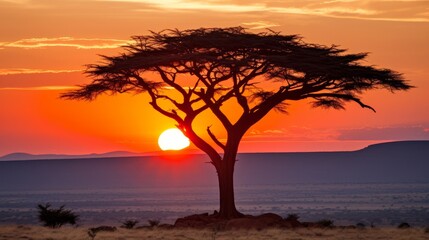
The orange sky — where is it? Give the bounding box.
[1,0,428,156]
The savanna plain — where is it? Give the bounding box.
[1,225,429,240]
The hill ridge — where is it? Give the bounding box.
[1,140,428,161]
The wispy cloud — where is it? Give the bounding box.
[128,0,378,16]
[0,68,82,75]
[263,129,284,134]
[0,86,78,91]
[248,126,337,141]
[322,0,358,3]
[3,0,428,23]
[242,21,280,29]
[244,124,429,146]
[104,0,429,22]
[115,0,267,12]
[0,37,131,49]
[338,125,429,141]
[1,0,29,3]
[270,6,378,16]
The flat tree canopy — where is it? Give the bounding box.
[62,27,412,218]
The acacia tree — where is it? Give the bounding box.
[61,27,411,219]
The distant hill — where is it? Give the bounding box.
[0,140,428,191]
[360,140,429,153]
[235,140,429,185]
[0,151,144,161]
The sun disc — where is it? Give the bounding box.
[158,128,190,151]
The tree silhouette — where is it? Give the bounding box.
[61,27,411,219]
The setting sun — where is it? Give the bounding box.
[158,128,190,151]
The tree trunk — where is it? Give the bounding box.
[216,150,243,219]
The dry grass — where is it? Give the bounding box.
[1,225,428,240]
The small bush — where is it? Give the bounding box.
[397,222,411,229]
[424,226,429,233]
[121,220,139,229]
[356,223,366,229]
[317,219,334,228]
[285,214,300,222]
[148,219,160,227]
[37,203,78,228]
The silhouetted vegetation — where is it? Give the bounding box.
[356,222,366,229]
[317,219,334,228]
[37,203,78,228]
[148,219,160,227]
[62,27,412,219]
[398,222,411,229]
[121,220,139,229]
[285,214,299,222]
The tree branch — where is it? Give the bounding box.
[155,66,187,96]
[131,74,183,122]
[207,125,226,150]
[180,118,222,168]
[304,93,376,112]
[195,89,233,130]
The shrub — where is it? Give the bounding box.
[37,203,78,228]
[285,214,300,222]
[397,222,411,229]
[148,219,160,227]
[121,220,139,229]
[317,219,334,228]
[356,223,366,229]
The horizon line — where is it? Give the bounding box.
[1,140,428,161]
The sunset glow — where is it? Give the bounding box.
[0,0,428,156]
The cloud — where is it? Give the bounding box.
[0,69,86,89]
[241,125,429,152]
[263,129,284,134]
[3,0,428,22]
[270,6,378,16]
[0,37,131,49]
[116,0,267,12]
[323,0,357,3]
[242,21,280,29]
[0,86,78,91]
[246,125,429,143]
[0,68,82,75]
[105,0,429,22]
[248,126,337,142]
[1,0,28,3]
[338,126,429,141]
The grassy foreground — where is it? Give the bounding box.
[1,225,428,240]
